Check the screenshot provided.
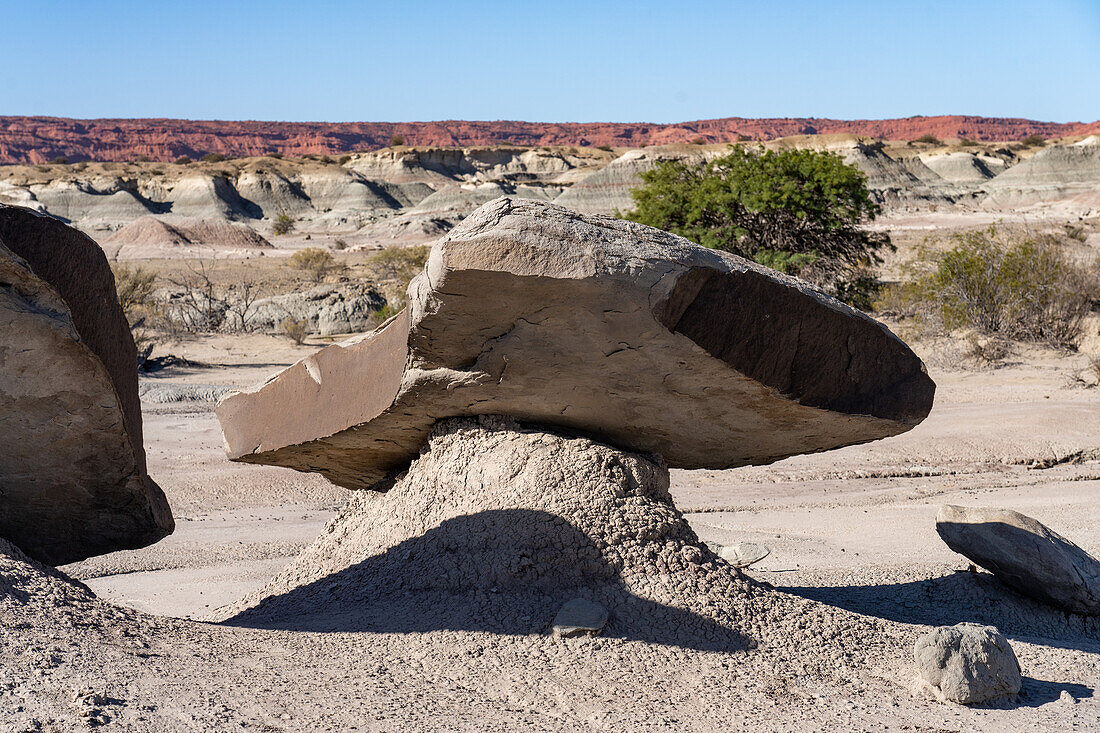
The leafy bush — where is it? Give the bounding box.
[390,134,405,146]
[281,317,309,345]
[288,247,338,282]
[200,153,227,162]
[912,134,941,145]
[623,145,891,303]
[272,213,295,236]
[877,227,1097,349]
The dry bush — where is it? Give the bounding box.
[113,264,159,363]
[157,261,260,335]
[280,317,309,345]
[876,227,1098,350]
[962,334,1010,368]
[288,247,340,282]
[366,245,429,286]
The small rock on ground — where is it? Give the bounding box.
[552,598,608,638]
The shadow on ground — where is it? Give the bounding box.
[783,571,1100,654]
[221,509,754,653]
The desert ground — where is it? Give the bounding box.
[3,137,1100,731]
[5,306,1091,732]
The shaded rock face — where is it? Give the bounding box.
[247,284,386,336]
[0,205,172,564]
[914,623,1021,704]
[218,197,934,490]
[936,505,1100,615]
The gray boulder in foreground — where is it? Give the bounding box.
[915,623,1021,704]
[0,205,173,564]
[936,504,1100,615]
[217,197,935,490]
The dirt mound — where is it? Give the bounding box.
[103,216,272,259]
[221,417,894,673]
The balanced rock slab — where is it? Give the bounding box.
[217,197,934,490]
[937,504,1100,615]
[0,205,173,564]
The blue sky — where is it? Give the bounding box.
[4,0,1099,123]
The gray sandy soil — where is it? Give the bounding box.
[3,334,1097,731]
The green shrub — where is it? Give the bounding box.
[272,213,295,236]
[288,247,337,281]
[200,153,227,163]
[367,245,429,288]
[1020,134,1046,147]
[877,227,1096,349]
[622,145,891,303]
[390,134,405,147]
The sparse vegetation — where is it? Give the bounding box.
[623,145,890,306]
[876,227,1097,349]
[366,245,429,287]
[596,145,613,152]
[390,134,405,147]
[338,155,351,165]
[690,138,706,145]
[280,317,309,345]
[288,247,338,282]
[200,153,227,163]
[332,238,348,250]
[958,138,977,147]
[113,265,159,362]
[267,152,283,159]
[1020,134,1046,147]
[1065,224,1088,242]
[174,156,193,165]
[49,156,69,165]
[912,134,941,145]
[272,213,295,236]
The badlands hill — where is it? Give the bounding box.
[2,115,1099,164]
[1,135,1097,259]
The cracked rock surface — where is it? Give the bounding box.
[217,197,935,489]
[0,205,173,564]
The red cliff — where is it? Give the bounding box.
[1,115,1097,164]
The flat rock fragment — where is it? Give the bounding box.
[217,197,935,489]
[718,543,771,568]
[552,598,609,638]
[0,204,173,564]
[936,504,1100,615]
